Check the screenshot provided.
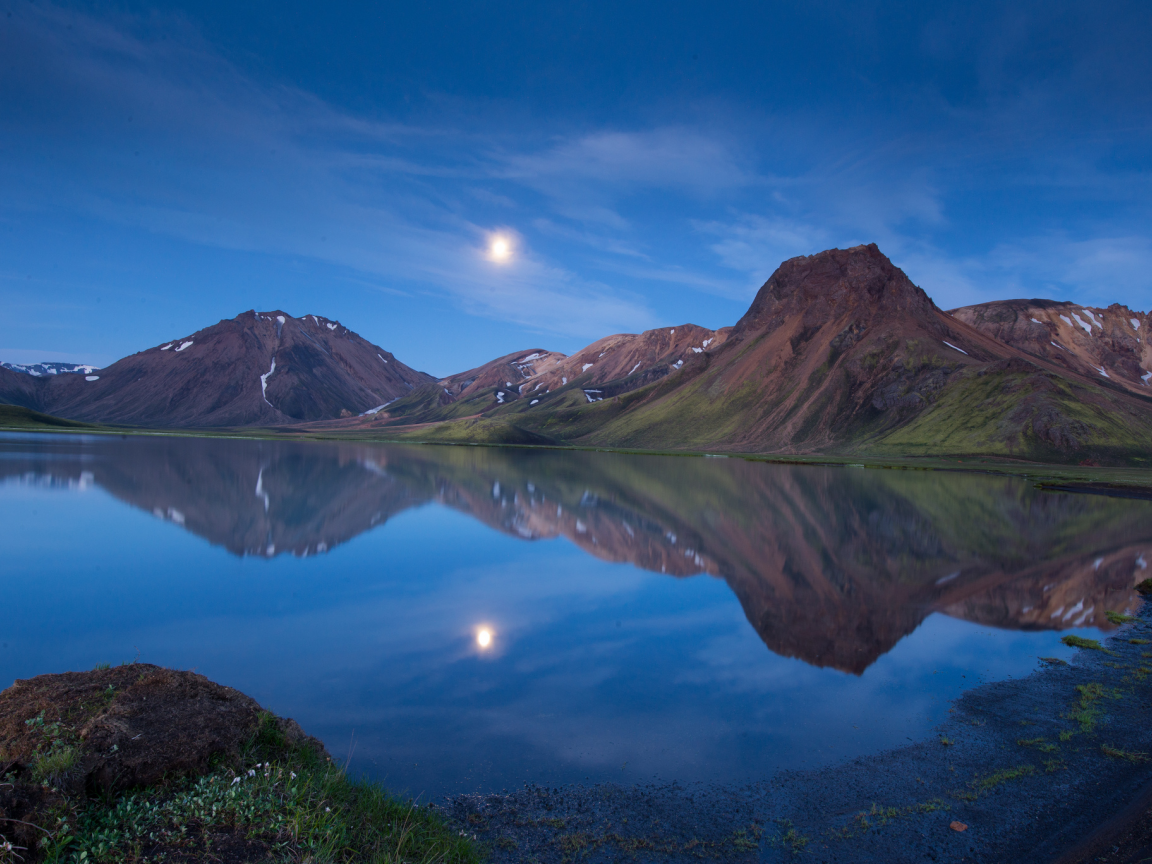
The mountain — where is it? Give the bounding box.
[950,299,1150,393]
[521,323,732,397]
[378,245,1152,465]
[3,435,1147,673]
[1,361,101,377]
[0,311,433,427]
[364,348,569,426]
[5,246,1150,463]
[360,323,732,425]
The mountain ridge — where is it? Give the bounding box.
[0,310,434,427]
[2,245,1150,464]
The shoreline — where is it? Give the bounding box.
[3,412,1152,499]
[2,611,1150,861]
[442,605,1152,863]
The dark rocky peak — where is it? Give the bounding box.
[733,244,937,338]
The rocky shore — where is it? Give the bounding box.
[444,603,1152,864]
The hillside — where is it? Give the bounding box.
[951,299,1149,393]
[0,311,433,427]
[382,245,1152,464]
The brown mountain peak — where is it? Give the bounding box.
[734,244,935,339]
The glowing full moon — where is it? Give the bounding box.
[477,628,493,648]
[490,237,510,261]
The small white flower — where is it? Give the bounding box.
[248,769,256,777]
[231,777,241,785]
[325,807,331,813]
[290,772,297,780]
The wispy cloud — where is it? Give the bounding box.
[1,3,659,341]
[2,0,1151,369]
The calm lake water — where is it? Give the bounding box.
[2,432,1148,799]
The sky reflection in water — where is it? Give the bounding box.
[2,433,1148,798]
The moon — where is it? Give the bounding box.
[476,627,493,648]
[489,237,511,261]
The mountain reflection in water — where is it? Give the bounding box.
[3,434,1148,674]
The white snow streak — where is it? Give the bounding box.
[582,363,594,372]
[703,338,713,348]
[362,398,400,415]
[942,341,968,355]
[1030,318,1043,325]
[1082,309,1103,328]
[377,353,388,363]
[159,343,173,351]
[327,323,337,330]
[672,359,684,369]
[1051,341,1066,351]
[692,347,702,353]
[276,315,286,325]
[562,377,567,385]
[530,399,539,405]
[1142,371,1151,385]
[496,391,505,403]
[1071,312,1092,334]
[628,362,641,375]
[260,357,276,406]
[1095,366,1110,378]
[1132,319,1141,331]
[174,341,194,352]
[1060,314,1073,327]
[85,375,99,381]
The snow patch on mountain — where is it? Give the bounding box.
[2,361,102,377]
[260,357,277,406]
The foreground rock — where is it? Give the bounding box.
[0,664,333,862]
[0,664,322,795]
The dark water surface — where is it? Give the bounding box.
[2,432,1148,799]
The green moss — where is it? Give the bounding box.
[1101,744,1148,762]
[1066,682,1122,733]
[31,744,80,785]
[1105,611,1138,625]
[956,764,1036,800]
[1062,635,1104,651]
[1018,737,1059,753]
[43,739,478,864]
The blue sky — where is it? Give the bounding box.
[2,1,1151,376]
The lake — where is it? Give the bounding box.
[2,432,1147,800]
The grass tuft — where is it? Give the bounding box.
[1062,635,1105,651]
[1101,744,1149,763]
[1105,611,1138,625]
[36,721,479,864]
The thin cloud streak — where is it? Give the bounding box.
[1,0,1151,373]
